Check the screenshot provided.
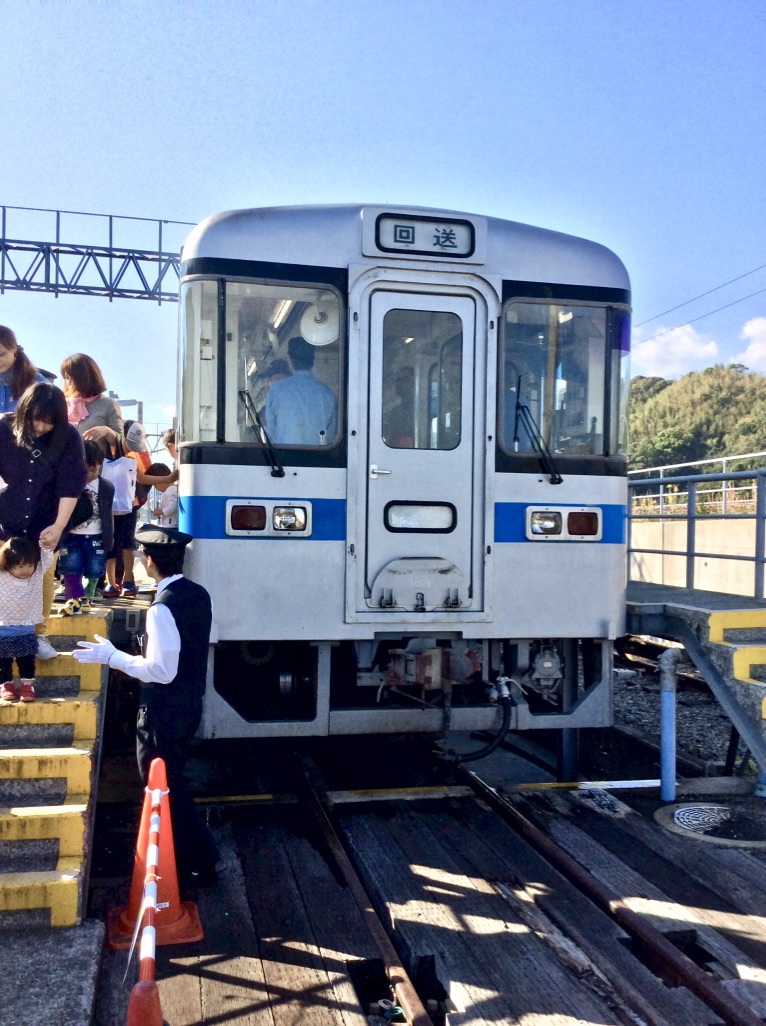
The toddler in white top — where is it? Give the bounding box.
[148,461,178,527]
[0,537,54,702]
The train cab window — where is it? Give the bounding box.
[381,309,462,450]
[499,301,629,458]
[179,280,219,443]
[224,282,342,447]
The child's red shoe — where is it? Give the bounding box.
[18,679,36,703]
[0,680,16,702]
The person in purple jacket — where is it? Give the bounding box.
[0,382,86,658]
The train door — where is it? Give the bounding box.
[360,290,482,613]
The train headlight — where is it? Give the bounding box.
[525,506,602,540]
[529,511,562,535]
[273,506,307,531]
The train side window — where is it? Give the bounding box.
[179,280,219,443]
[224,282,342,447]
[381,309,462,450]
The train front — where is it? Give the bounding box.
[176,205,631,744]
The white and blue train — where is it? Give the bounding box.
[176,205,630,741]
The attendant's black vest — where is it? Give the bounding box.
[138,576,212,709]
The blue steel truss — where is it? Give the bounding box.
[0,205,195,303]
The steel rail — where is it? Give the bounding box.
[296,757,434,1026]
[459,765,765,1026]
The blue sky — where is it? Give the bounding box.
[1,0,764,428]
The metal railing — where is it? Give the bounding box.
[0,204,194,302]
[628,464,766,599]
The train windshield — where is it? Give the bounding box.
[499,301,629,458]
[179,279,342,447]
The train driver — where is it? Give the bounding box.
[264,336,336,445]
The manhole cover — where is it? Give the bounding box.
[673,804,731,833]
[655,802,766,847]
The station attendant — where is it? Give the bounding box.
[73,525,220,889]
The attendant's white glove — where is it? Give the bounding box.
[73,634,117,665]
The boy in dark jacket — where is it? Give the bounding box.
[57,440,115,615]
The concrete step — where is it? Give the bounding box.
[0,696,99,748]
[0,614,110,934]
[0,745,96,805]
[0,868,81,928]
[0,804,87,856]
[707,608,766,644]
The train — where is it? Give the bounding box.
[176,204,631,744]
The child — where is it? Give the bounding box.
[162,427,177,464]
[0,537,54,702]
[147,462,178,527]
[57,440,115,615]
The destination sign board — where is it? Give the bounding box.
[375,213,475,258]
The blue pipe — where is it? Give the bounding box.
[659,648,683,802]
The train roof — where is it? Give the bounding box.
[181,204,630,293]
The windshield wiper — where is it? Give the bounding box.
[513,376,563,485]
[239,389,285,477]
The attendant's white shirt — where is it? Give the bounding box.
[109,574,183,684]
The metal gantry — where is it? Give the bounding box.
[0,205,195,303]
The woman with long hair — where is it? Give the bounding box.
[60,353,123,438]
[0,325,48,414]
[0,382,87,658]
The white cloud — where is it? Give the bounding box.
[733,317,766,371]
[631,323,719,378]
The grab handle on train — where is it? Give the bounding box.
[370,464,393,478]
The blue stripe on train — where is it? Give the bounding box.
[178,496,347,541]
[178,496,625,544]
[494,503,626,544]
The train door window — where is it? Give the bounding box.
[381,309,462,450]
[179,280,219,443]
[223,282,342,447]
[500,301,628,458]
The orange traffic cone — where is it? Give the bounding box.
[126,980,163,1026]
[107,757,204,950]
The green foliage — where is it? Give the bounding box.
[629,364,766,470]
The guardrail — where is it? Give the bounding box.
[628,466,766,599]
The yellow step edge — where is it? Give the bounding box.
[0,805,86,855]
[0,698,98,738]
[56,856,81,872]
[708,609,766,643]
[44,614,109,637]
[730,646,766,685]
[0,870,79,926]
[35,658,104,691]
[0,746,95,795]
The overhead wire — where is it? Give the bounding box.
[637,287,766,345]
[634,261,766,328]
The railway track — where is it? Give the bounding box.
[90,739,766,1025]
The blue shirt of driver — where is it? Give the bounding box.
[265,370,337,445]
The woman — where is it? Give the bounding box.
[0,382,87,658]
[0,325,48,414]
[60,353,123,437]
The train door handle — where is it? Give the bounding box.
[370,464,393,478]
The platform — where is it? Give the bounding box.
[627,579,766,774]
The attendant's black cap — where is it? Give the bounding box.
[136,525,193,549]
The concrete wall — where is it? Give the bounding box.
[630,519,760,598]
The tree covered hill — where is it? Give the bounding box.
[629,364,766,470]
